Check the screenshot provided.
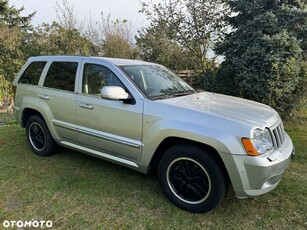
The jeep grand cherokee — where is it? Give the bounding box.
[13,56,294,212]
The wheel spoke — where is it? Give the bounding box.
[170,168,184,178]
[189,184,205,199]
[37,138,45,146]
[190,167,203,177]
[191,174,206,183]
[183,160,191,173]
[178,161,187,175]
[32,124,39,134]
[36,129,43,137]
[194,182,208,195]
[169,173,185,184]
[178,182,189,197]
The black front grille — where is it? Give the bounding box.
[271,122,285,149]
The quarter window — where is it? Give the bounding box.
[82,64,125,95]
[44,62,78,92]
[18,62,47,85]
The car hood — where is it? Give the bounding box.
[160,92,279,127]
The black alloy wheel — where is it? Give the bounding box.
[28,122,46,151]
[158,144,227,213]
[167,157,211,204]
[26,115,57,156]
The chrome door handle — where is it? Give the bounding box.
[38,94,50,100]
[79,103,94,110]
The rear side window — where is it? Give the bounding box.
[44,62,78,92]
[18,61,47,85]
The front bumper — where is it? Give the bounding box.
[227,132,294,198]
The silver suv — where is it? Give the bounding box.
[13,56,294,212]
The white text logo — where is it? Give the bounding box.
[3,220,53,228]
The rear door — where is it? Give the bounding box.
[37,58,80,143]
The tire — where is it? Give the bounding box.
[158,144,226,213]
[26,115,57,156]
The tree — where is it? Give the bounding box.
[0,25,23,80]
[0,0,35,104]
[54,0,137,58]
[31,22,92,56]
[58,2,138,59]
[140,0,230,71]
[100,16,137,58]
[0,0,35,29]
[0,0,35,79]
[136,25,197,70]
[24,0,93,56]
[215,0,307,116]
[55,0,78,30]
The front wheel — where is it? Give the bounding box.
[26,115,57,156]
[158,144,227,213]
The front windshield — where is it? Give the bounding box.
[120,65,195,99]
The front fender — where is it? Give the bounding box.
[140,118,244,166]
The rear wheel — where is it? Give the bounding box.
[26,115,57,156]
[158,144,226,213]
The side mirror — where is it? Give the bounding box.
[101,86,129,100]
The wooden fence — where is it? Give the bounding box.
[175,70,196,86]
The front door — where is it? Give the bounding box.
[76,63,143,162]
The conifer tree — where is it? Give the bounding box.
[0,0,35,103]
[0,0,34,29]
[216,0,307,116]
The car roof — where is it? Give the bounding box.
[28,56,153,66]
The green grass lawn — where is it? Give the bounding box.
[0,110,306,229]
[0,112,16,126]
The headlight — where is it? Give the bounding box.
[242,128,273,156]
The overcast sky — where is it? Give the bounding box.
[9,0,157,28]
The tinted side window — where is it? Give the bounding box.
[18,62,47,85]
[82,64,125,95]
[44,62,78,92]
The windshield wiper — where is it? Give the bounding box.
[150,94,172,100]
[150,90,195,100]
[171,92,194,97]
[169,90,195,97]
